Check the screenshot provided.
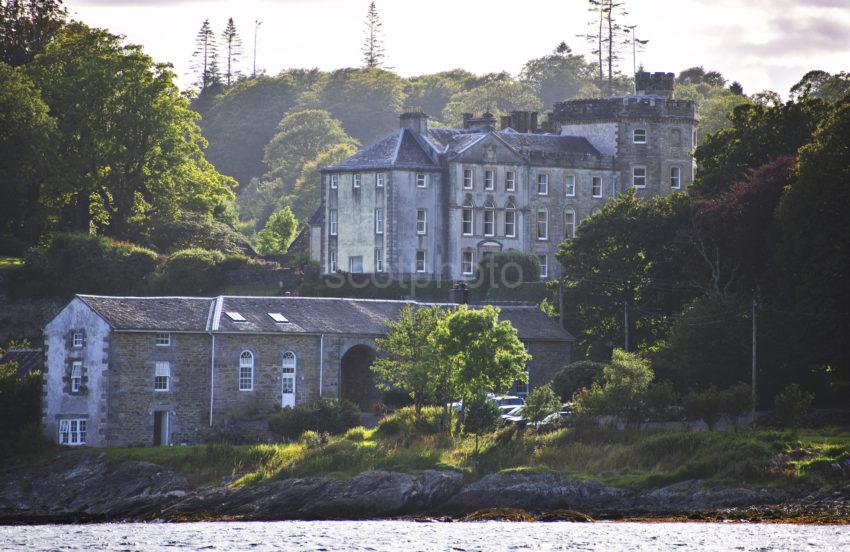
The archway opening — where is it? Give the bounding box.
[340,345,380,411]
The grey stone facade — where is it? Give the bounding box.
[43,295,573,448]
[317,70,697,281]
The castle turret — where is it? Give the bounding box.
[635,71,675,98]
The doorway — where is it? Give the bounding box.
[153,411,169,446]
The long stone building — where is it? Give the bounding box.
[42,295,572,447]
[311,71,697,280]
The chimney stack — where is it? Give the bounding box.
[399,107,429,134]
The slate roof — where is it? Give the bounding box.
[74,295,573,342]
[324,129,441,172]
[0,349,43,377]
[499,133,601,157]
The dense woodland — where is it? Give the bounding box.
[1,0,850,415]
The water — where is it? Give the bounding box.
[1,521,848,551]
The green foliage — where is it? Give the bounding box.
[14,233,158,299]
[255,206,298,255]
[442,79,543,127]
[288,142,357,221]
[268,399,360,440]
[774,384,814,428]
[151,248,228,296]
[476,251,540,293]
[572,349,654,425]
[403,70,476,121]
[519,43,598,107]
[552,360,605,402]
[721,382,754,429]
[522,384,562,426]
[0,0,67,67]
[0,361,45,459]
[463,394,501,440]
[683,386,724,430]
[139,212,254,256]
[790,70,850,104]
[376,406,451,440]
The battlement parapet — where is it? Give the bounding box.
[550,96,697,124]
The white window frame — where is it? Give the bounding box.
[239,351,254,391]
[375,248,384,272]
[564,209,576,239]
[416,209,427,235]
[504,205,516,238]
[281,351,296,401]
[536,209,549,241]
[462,251,474,276]
[592,176,603,198]
[329,209,338,236]
[154,361,170,392]
[330,174,338,189]
[633,166,647,188]
[462,205,474,236]
[565,174,576,197]
[416,173,427,188]
[462,168,473,189]
[70,361,82,393]
[633,128,647,144]
[484,169,494,191]
[505,171,516,192]
[155,333,170,347]
[72,332,84,348]
[670,166,681,189]
[329,250,337,272]
[376,173,384,188]
[483,207,495,237]
[538,255,548,278]
[537,173,549,195]
[348,255,363,273]
[375,208,384,234]
[353,173,361,188]
[58,418,86,446]
[415,250,426,273]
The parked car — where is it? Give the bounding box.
[489,394,525,407]
[500,405,527,427]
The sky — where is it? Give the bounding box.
[68,0,850,96]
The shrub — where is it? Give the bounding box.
[140,212,254,256]
[476,251,540,292]
[255,206,298,255]
[343,426,369,441]
[572,349,654,425]
[720,382,753,428]
[268,399,360,440]
[298,430,329,448]
[684,386,724,430]
[643,380,680,421]
[0,361,43,458]
[377,406,451,439]
[522,384,562,428]
[552,360,606,402]
[152,248,231,295]
[463,394,501,452]
[774,383,814,428]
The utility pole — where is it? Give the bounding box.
[252,19,262,78]
[623,285,631,352]
[626,25,648,94]
[751,290,758,425]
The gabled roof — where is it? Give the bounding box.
[78,295,215,332]
[499,132,601,157]
[323,129,441,172]
[0,349,43,376]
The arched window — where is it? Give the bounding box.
[281,351,296,407]
[483,200,495,237]
[462,199,474,236]
[239,351,254,391]
[504,201,517,238]
[564,209,576,239]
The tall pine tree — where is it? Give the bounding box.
[191,18,219,91]
[582,0,630,96]
[220,17,242,86]
[361,2,385,69]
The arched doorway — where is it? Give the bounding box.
[340,345,380,411]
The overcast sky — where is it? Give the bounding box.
[68,0,849,96]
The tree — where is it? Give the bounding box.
[442,79,543,128]
[191,18,220,91]
[520,42,598,107]
[582,0,630,96]
[26,23,236,239]
[463,393,501,453]
[790,70,850,104]
[288,142,357,221]
[476,251,540,294]
[254,205,298,255]
[361,1,386,69]
[220,17,242,86]
[677,66,726,87]
[683,385,723,430]
[572,348,653,425]
[403,70,476,122]
[0,0,66,66]
[774,383,814,428]
[552,360,605,402]
[522,384,562,429]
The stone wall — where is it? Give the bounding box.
[525,339,572,391]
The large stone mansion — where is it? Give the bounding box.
[309,71,697,280]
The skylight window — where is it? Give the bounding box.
[268,313,288,323]
[226,311,246,322]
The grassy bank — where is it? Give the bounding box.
[94,422,850,491]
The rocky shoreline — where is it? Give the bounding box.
[1,454,847,524]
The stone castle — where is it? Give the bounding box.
[310,71,697,280]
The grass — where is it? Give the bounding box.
[82,421,850,492]
[0,257,23,268]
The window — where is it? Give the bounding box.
[225,311,246,322]
[155,333,170,347]
[462,168,473,189]
[70,361,82,393]
[349,256,363,273]
[484,170,494,190]
[537,173,549,195]
[72,332,84,348]
[154,361,170,392]
[670,128,682,147]
[462,203,473,236]
[375,208,384,234]
[415,250,426,273]
[564,209,576,239]
[565,174,576,197]
[536,210,549,240]
[329,209,338,236]
[281,351,296,391]
[416,209,427,235]
[505,171,515,192]
[462,251,474,275]
[330,174,338,189]
[592,176,603,198]
[632,166,647,188]
[375,248,384,272]
[483,206,495,237]
[329,250,337,272]
[376,173,385,187]
[268,313,288,323]
[633,128,646,144]
[504,204,516,238]
[538,255,548,278]
[58,419,86,446]
[416,173,427,188]
[353,173,361,188]
[670,166,681,189]
[239,351,254,391]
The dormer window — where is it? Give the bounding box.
[268,313,288,323]
[226,311,246,322]
[72,333,84,348]
[633,129,647,144]
[155,333,170,346]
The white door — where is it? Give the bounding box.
[282,351,296,408]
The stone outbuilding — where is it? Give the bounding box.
[42,295,573,448]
